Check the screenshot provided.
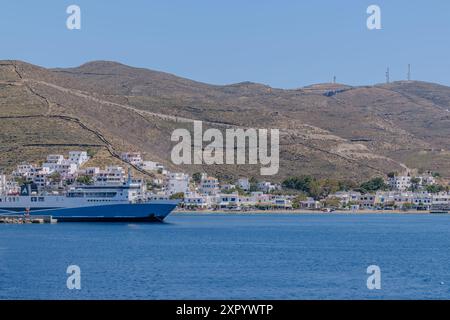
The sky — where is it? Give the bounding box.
[0,0,449,88]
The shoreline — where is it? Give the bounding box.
[174,209,445,215]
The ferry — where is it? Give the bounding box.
[0,176,179,222]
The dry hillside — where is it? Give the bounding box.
[1,60,449,182]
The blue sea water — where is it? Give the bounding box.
[0,213,449,300]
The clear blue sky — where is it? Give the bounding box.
[1,0,449,88]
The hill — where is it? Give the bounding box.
[1,59,449,182]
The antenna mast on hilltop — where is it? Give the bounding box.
[407,64,411,81]
[385,67,390,84]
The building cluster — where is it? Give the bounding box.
[2,151,151,195]
[1,151,449,211]
[327,190,449,211]
[11,151,90,190]
[387,174,436,191]
[153,174,289,210]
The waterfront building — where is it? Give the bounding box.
[411,192,432,209]
[272,197,292,209]
[219,193,240,209]
[432,193,450,207]
[358,194,376,209]
[330,191,361,206]
[299,197,321,209]
[183,192,217,209]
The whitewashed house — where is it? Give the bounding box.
[237,178,250,191]
[95,166,126,185]
[199,176,220,195]
[120,152,143,166]
[139,160,165,172]
[219,193,240,208]
[183,192,217,209]
[221,184,236,192]
[13,163,35,177]
[165,172,190,196]
[388,176,411,191]
[68,151,89,166]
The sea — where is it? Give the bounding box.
[0,213,449,300]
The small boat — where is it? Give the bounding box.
[430,210,448,214]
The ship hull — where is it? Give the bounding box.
[0,201,178,222]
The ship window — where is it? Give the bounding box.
[31,197,37,202]
[68,192,84,198]
[38,197,44,202]
[84,192,117,198]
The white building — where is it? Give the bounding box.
[69,151,89,166]
[183,192,217,209]
[412,192,432,208]
[95,166,126,185]
[300,197,321,209]
[139,160,164,171]
[32,172,50,189]
[13,163,35,177]
[219,193,240,208]
[257,181,279,193]
[165,172,190,196]
[237,178,250,191]
[331,191,361,206]
[358,194,376,209]
[221,184,236,192]
[432,193,450,207]
[42,154,79,177]
[388,176,411,191]
[46,154,65,164]
[199,176,220,195]
[272,198,292,209]
[120,152,143,166]
[43,162,78,177]
[82,167,100,176]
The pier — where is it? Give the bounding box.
[0,215,57,224]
